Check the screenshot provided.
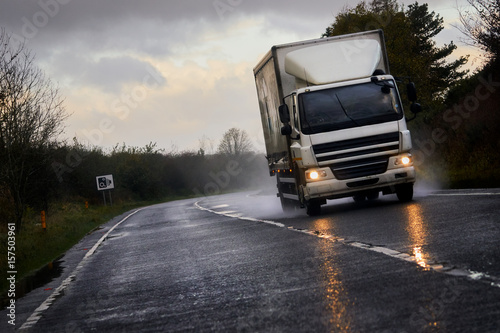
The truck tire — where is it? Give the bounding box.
[353,195,366,203]
[277,173,299,213]
[367,191,380,200]
[279,197,297,213]
[306,200,322,216]
[396,183,413,202]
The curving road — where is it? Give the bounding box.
[3,188,500,332]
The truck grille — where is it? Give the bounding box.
[312,132,399,180]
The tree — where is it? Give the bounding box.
[0,29,67,230]
[198,135,216,156]
[370,0,400,13]
[217,128,253,156]
[322,1,468,115]
[459,0,500,65]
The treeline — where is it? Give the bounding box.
[412,61,500,188]
[0,140,269,230]
[324,0,500,188]
[2,0,500,231]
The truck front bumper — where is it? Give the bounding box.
[304,166,416,201]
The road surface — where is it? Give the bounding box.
[2,188,500,332]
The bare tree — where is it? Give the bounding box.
[0,29,68,230]
[217,128,253,156]
[198,135,216,156]
[458,0,500,64]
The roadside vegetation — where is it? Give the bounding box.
[1,0,499,295]
[0,200,157,295]
[323,0,500,188]
[0,138,268,294]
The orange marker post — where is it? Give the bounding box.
[41,210,46,230]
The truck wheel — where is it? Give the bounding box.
[277,173,298,213]
[353,195,366,203]
[306,200,321,216]
[396,183,413,202]
[280,197,297,213]
[367,191,379,200]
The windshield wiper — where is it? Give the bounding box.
[335,94,360,127]
[371,77,394,94]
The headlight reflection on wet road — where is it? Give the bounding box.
[404,203,429,269]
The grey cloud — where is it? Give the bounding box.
[1,0,341,38]
[82,56,165,93]
[2,0,420,60]
[0,1,217,60]
[45,50,165,94]
[0,0,443,40]
[0,1,220,40]
[0,0,465,152]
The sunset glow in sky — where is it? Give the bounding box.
[0,0,481,153]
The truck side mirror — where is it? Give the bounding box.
[407,82,418,102]
[281,124,292,136]
[278,104,290,124]
[410,102,422,114]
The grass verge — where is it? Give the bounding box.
[0,198,177,298]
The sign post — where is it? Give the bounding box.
[96,174,115,206]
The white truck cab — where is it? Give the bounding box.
[254,30,421,215]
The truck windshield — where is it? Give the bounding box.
[298,80,404,134]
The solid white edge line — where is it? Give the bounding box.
[430,193,500,196]
[19,208,144,331]
[195,200,500,289]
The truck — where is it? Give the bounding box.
[253,30,421,216]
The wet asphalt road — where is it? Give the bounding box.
[3,188,500,332]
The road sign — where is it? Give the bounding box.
[96,174,114,191]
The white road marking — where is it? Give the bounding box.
[195,201,500,289]
[210,204,230,209]
[19,209,144,331]
[430,193,500,196]
[195,201,285,228]
[429,189,500,196]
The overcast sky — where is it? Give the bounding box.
[0,0,479,153]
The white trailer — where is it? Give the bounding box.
[253,30,420,215]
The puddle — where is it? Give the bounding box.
[1,257,64,309]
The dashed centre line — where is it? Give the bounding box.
[195,200,500,289]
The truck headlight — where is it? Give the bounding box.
[395,155,412,166]
[306,169,327,180]
[309,171,320,180]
